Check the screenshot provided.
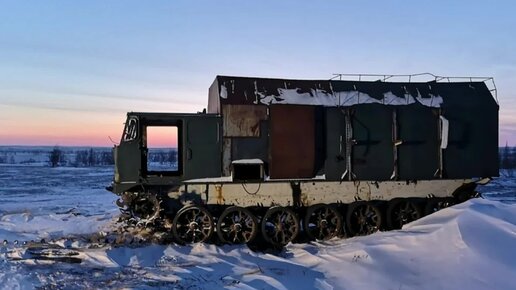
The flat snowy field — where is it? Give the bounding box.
[0,165,515,290]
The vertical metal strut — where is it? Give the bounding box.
[391,109,400,180]
[344,109,354,181]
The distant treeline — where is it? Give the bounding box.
[147,148,178,164]
[48,146,178,167]
[49,147,114,167]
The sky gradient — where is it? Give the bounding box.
[0,1,515,146]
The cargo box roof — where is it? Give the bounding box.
[208,75,498,113]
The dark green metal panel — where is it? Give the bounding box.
[115,142,141,183]
[114,115,142,184]
[443,108,499,178]
[183,116,222,179]
[397,105,439,180]
[438,83,499,178]
[352,104,393,180]
[325,108,347,180]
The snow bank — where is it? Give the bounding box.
[80,199,516,289]
[285,198,516,290]
[2,198,514,289]
[0,211,115,241]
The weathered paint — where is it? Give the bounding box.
[215,184,224,205]
[222,105,267,137]
[171,179,470,207]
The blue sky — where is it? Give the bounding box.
[0,0,514,145]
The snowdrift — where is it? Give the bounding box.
[1,198,515,289]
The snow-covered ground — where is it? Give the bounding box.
[0,165,515,289]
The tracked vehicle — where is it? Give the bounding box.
[109,74,499,246]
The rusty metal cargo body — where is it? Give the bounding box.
[208,75,499,183]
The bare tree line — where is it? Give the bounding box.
[48,147,178,167]
[49,147,114,167]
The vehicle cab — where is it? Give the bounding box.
[110,112,222,195]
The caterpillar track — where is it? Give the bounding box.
[114,191,477,248]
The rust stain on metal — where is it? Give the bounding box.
[301,191,309,206]
[222,105,267,137]
[215,185,224,204]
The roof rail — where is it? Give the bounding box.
[330,73,497,102]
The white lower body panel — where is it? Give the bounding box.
[171,179,471,207]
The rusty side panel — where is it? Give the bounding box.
[231,120,269,162]
[269,105,315,179]
[222,104,267,137]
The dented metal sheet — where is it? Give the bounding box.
[222,105,267,137]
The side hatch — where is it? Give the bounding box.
[183,116,222,180]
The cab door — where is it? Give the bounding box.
[183,116,222,180]
[115,116,142,184]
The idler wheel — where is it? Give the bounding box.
[129,192,161,226]
[172,205,214,244]
[386,198,422,230]
[346,201,382,236]
[304,204,342,241]
[261,207,300,247]
[216,206,258,244]
[424,197,454,216]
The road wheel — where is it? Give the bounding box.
[129,192,161,226]
[304,204,342,241]
[386,198,422,230]
[346,201,382,236]
[261,207,300,247]
[217,206,258,244]
[172,205,214,244]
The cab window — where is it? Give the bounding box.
[145,126,180,173]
